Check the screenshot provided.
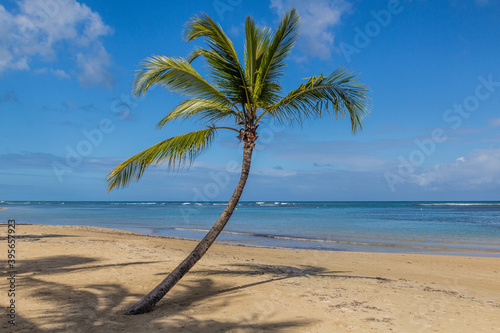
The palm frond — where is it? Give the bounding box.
[262,67,371,133]
[156,99,244,128]
[132,56,232,108]
[244,16,258,93]
[254,8,300,104]
[107,128,217,191]
[244,16,273,107]
[184,14,250,107]
[187,47,248,106]
[184,13,238,61]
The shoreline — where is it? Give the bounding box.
[6,222,499,258]
[1,224,499,332]
[107,225,500,258]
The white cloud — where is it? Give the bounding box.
[410,149,500,190]
[0,0,113,87]
[76,44,112,87]
[489,117,500,127]
[268,140,392,172]
[35,67,70,79]
[252,167,297,177]
[270,0,349,59]
[51,68,70,79]
[34,67,48,74]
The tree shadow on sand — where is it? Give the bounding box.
[16,255,160,275]
[189,263,391,282]
[11,256,315,332]
[141,264,392,331]
[183,263,390,303]
[0,234,73,241]
[8,255,151,332]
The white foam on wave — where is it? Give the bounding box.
[174,227,209,232]
[419,203,500,206]
[112,202,157,205]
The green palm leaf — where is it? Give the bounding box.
[187,46,248,107]
[244,16,273,109]
[156,98,243,128]
[254,8,300,105]
[133,56,233,108]
[262,67,371,133]
[107,127,217,191]
[184,13,251,110]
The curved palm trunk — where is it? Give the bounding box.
[124,141,255,315]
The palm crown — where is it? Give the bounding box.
[107,8,370,191]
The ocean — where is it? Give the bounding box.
[1,201,499,257]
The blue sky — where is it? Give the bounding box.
[1,0,499,201]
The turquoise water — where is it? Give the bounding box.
[1,201,499,256]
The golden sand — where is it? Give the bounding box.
[1,224,499,332]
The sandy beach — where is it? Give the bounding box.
[1,224,499,332]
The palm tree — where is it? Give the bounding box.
[107,8,370,315]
